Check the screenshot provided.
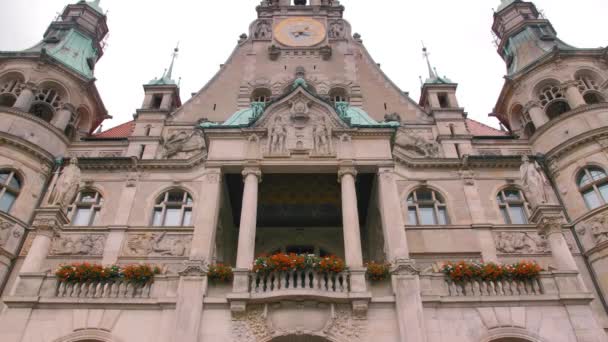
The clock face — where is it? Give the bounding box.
[274,17,327,47]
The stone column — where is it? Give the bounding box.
[338,166,367,295]
[525,101,549,128]
[233,167,262,293]
[13,83,36,112]
[532,206,577,271]
[562,81,586,109]
[50,103,75,132]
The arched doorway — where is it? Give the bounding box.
[271,335,331,342]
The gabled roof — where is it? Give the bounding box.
[92,120,135,138]
[466,118,507,137]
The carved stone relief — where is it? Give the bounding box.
[394,129,440,158]
[328,20,346,39]
[123,232,192,257]
[50,234,106,256]
[254,20,272,40]
[161,129,206,159]
[232,303,366,342]
[98,151,123,158]
[577,213,608,246]
[265,109,335,157]
[494,232,549,254]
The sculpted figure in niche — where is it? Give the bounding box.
[313,117,332,154]
[162,128,206,159]
[51,234,105,255]
[328,21,345,39]
[0,220,12,246]
[268,116,287,154]
[254,20,272,40]
[50,157,81,208]
[520,156,552,208]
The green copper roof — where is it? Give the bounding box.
[147,46,180,86]
[34,28,98,79]
[335,102,400,127]
[78,0,104,15]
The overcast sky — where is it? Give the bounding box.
[1,0,606,130]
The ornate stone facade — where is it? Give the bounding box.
[0,1,608,342]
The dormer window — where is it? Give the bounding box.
[251,88,272,103]
[329,88,349,104]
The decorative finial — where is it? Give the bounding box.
[422,42,438,80]
[165,42,180,81]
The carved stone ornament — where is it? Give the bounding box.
[538,216,565,237]
[254,20,272,40]
[577,212,608,245]
[123,232,192,257]
[232,304,366,342]
[394,129,440,158]
[32,217,61,238]
[391,259,419,275]
[178,260,208,276]
[161,128,206,159]
[267,116,289,155]
[328,20,346,39]
[494,232,549,254]
[49,157,81,208]
[50,234,106,256]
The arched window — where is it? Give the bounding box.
[538,83,570,119]
[29,84,65,122]
[152,190,193,227]
[578,167,608,209]
[497,188,529,224]
[407,188,448,225]
[0,170,21,213]
[576,71,605,105]
[510,104,536,137]
[67,191,103,226]
[329,87,349,104]
[251,88,272,103]
[0,73,23,107]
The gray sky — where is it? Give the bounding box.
[1,0,606,130]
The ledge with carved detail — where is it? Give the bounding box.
[419,270,594,306]
[2,273,179,309]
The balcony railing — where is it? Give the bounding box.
[55,278,153,299]
[250,270,350,294]
[445,278,543,297]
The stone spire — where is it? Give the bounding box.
[421,45,453,85]
[148,44,180,86]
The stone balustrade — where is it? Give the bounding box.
[55,278,154,299]
[250,270,350,294]
[445,278,543,297]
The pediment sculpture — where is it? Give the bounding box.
[394,129,440,158]
[161,128,206,159]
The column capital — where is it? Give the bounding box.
[560,80,580,90]
[31,208,69,238]
[242,167,262,182]
[338,166,357,182]
[538,215,565,237]
[524,100,542,112]
[20,82,38,92]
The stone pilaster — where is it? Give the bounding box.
[377,167,410,261]
[531,205,578,271]
[171,260,208,342]
[392,261,427,342]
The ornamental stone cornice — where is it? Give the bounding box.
[75,152,208,171]
[544,126,608,161]
[393,149,523,169]
[0,131,56,168]
[0,106,70,145]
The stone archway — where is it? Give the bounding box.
[271,336,331,342]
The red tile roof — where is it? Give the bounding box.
[465,118,507,137]
[93,120,135,138]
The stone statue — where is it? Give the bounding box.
[520,155,551,208]
[254,20,272,40]
[313,117,332,154]
[162,128,206,159]
[50,157,81,208]
[268,116,287,154]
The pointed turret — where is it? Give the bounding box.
[140,45,182,112]
[492,0,574,75]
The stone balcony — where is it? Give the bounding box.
[419,270,593,305]
[3,273,179,308]
[249,270,350,300]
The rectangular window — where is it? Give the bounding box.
[151,95,163,109]
[0,192,15,212]
[152,208,163,227]
[509,205,528,225]
[438,93,449,108]
[73,207,92,226]
[420,206,437,225]
[165,207,182,226]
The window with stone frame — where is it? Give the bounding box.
[66,191,103,226]
[576,72,605,105]
[29,86,64,122]
[496,188,530,225]
[0,76,22,107]
[251,88,272,104]
[152,190,194,227]
[407,188,449,225]
[578,167,608,210]
[0,170,21,213]
[329,87,349,104]
[538,83,570,119]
